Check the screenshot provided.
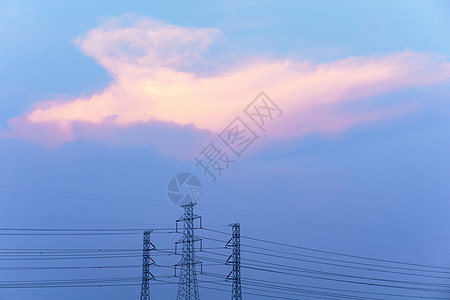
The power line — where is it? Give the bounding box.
[0,198,447,299]
[238,243,450,275]
[202,271,446,300]
[0,228,174,231]
[239,264,450,293]
[202,228,450,271]
[198,275,366,300]
[237,248,450,279]
[195,256,450,293]
[4,184,448,244]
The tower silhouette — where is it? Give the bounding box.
[227,223,242,300]
[140,230,155,300]
[175,203,202,300]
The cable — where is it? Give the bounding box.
[239,264,450,293]
[156,277,308,300]
[238,243,450,275]
[0,187,170,207]
[237,248,450,279]
[0,228,176,236]
[196,256,450,293]
[203,228,450,271]
[0,228,173,231]
[3,184,449,244]
[201,272,375,300]
[202,271,446,300]
[198,232,450,277]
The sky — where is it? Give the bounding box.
[1,0,450,299]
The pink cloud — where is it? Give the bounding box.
[2,15,450,156]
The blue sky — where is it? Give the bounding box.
[1,0,450,299]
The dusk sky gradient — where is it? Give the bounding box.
[1,1,450,299]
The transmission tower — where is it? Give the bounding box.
[226,223,242,300]
[140,230,155,300]
[175,203,202,300]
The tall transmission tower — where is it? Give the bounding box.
[175,203,202,300]
[140,230,155,300]
[226,223,242,300]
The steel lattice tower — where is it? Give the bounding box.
[226,223,242,300]
[140,230,155,300]
[175,203,202,300]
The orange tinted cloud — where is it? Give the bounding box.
[2,15,450,151]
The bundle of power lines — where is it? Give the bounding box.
[0,227,449,299]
